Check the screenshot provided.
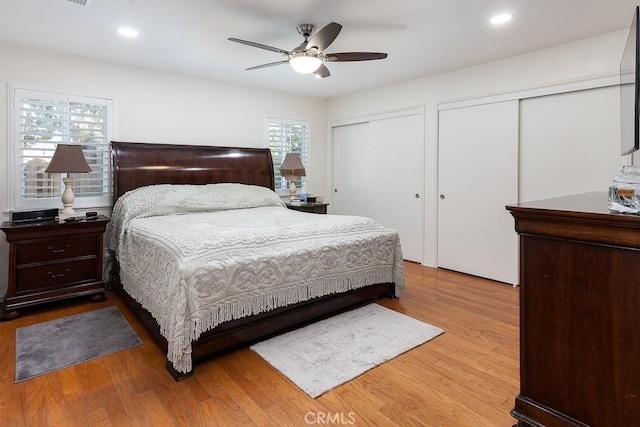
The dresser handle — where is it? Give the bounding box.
[47,268,71,279]
[48,244,72,254]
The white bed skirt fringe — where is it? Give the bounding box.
[121,263,402,374]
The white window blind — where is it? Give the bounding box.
[11,88,112,210]
[266,117,309,191]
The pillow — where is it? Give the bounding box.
[119,182,283,216]
[108,183,285,254]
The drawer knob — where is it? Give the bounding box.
[47,268,71,279]
[48,244,72,254]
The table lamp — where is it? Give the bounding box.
[45,144,92,219]
[279,153,306,200]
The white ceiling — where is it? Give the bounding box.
[0,0,638,98]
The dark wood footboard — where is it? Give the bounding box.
[111,260,395,380]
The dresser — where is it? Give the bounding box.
[506,192,640,426]
[1,216,109,319]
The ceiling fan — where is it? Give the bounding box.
[228,22,388,78]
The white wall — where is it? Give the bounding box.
[0,42,327,292]
[327,29,629,268]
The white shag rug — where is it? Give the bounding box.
[250,303,444,398]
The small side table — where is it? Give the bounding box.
[0,215,110,319]
[285,202,329,214]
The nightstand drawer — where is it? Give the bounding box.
[16,236,98,265]
[15,258,98,292]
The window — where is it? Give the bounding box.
[10,87,112,210]
[266,117,309,192]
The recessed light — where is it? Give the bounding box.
[490,13,514,25]
[117,27,139,38]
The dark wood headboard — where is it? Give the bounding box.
[111,141,275,203]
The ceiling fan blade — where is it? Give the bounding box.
[313,64,330,78]
[228,38,289,56]
[326,52,388,62]
[306,22,342,52]
[246,60,289,71]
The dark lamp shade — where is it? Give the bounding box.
[45,144,92,174]
[279,153,306,178]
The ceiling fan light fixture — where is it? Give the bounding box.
[229,22,386,78]
[289,52,322,74]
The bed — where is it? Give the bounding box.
[108,141,405,379]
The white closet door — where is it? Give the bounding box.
[438,100,519,285]
[333,122,371,218]
[333,114,424,263]
[519,86,623,202]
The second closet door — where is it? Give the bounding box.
[333,113,424,263]
[438,100,519,285]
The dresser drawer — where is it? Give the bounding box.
[15,258,98,292]
[16,236,98,265]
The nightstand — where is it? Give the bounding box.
[0,215,110,319]
[285,202,329,214]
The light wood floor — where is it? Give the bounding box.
[0,262,519,426]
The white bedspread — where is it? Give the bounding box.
[108,184,405,373]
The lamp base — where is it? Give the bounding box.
[58,177,76,220]
[289,180,298,200]
[58,208,76,221]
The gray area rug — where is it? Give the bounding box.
[15,306,142,382]
[250,303,444,398]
